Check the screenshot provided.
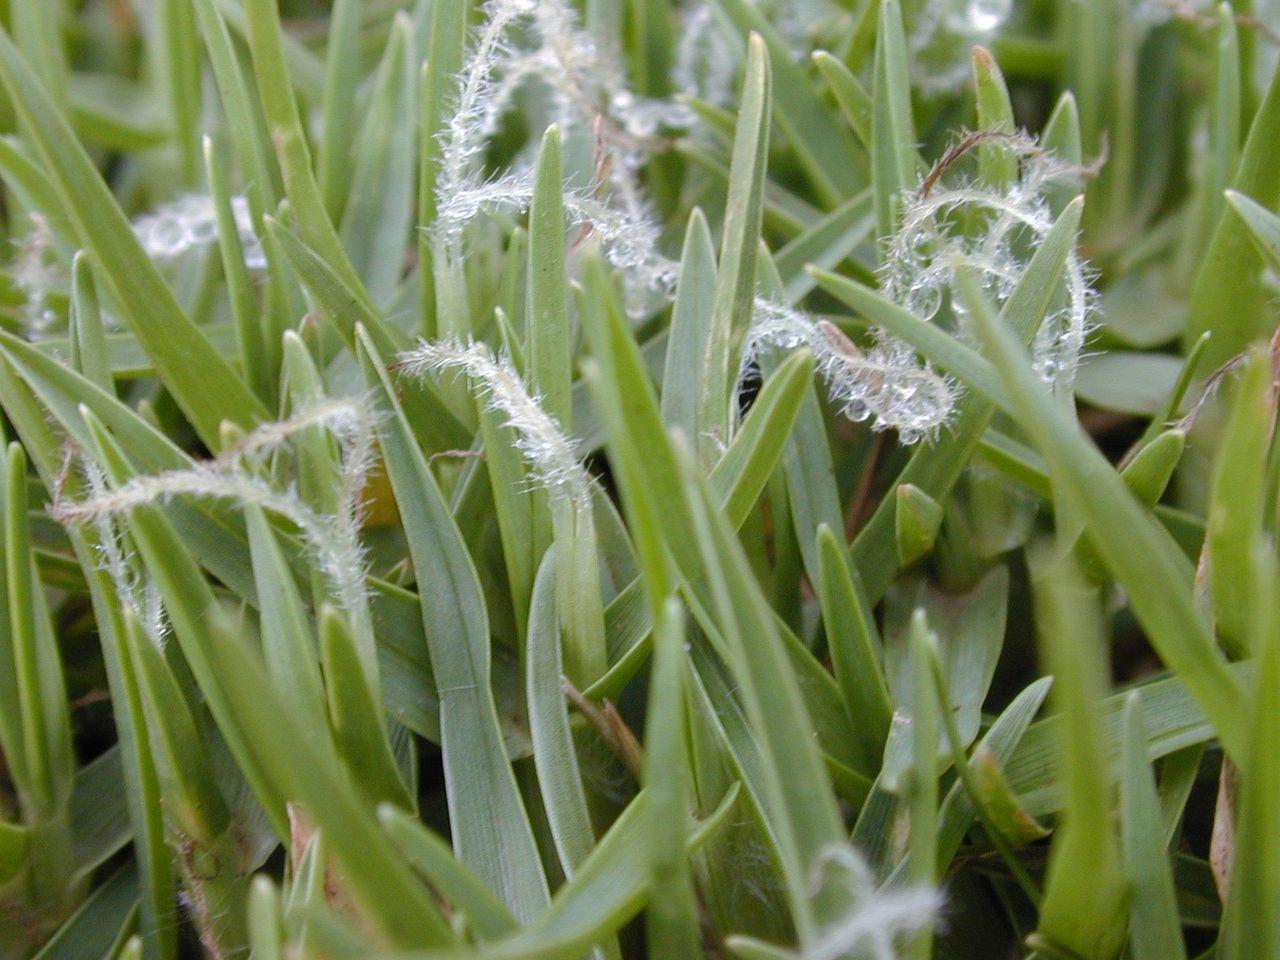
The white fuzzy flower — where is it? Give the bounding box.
[132,194,265,269]
[53,400,378,665]
[398,339,592,506]
[435,0,687,318]
[673,5,739,106]
[10,214,64,336]
[741,300,957,443]
[880,132,1095,387]
[801,844,942,960]
[907,0,1013,97]
[728,844,944,960]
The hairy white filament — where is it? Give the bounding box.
[802,844,942,960]
[53,400,378,664]
[132,194,265,269]
[741,300,957,443]
[435,0,686,318]
[880,134,1095,388]
[398,339,591,506]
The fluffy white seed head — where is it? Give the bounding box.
[435,0,686,319]
[132,194,266,269]
[907,0,1013,96]
[803,844,943,960]
[60,452,169,646]
[53,400,379,656]
[673,5,739,106]
[10,214,63,336]
[741,299,957,443]
[880,133,1095,388]
[397,339,592,506]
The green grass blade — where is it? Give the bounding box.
[680,448,851,944]
[643,598,701,959]
[417,0,469,338]
[708,349,814,530]
[0,26,268,449]
[1176,6,1240,279]
[773,189,875,302]
[907,611,939,960]
[189,0,282,222]
[906,676,1053,882]
[870,0,918,241]
[1185,55,1280,370]
[527,126,573,430]
[31,863,138,960]
[0,358,176,960]
[83,410,452,947]
[1205,344,1275,655]
[205,136,274,404]
[815,525,893,775]
[120,607,231,845]
[244,506,329,752]
[1029,545,1127,960]
[316,0,363,221]
[812,51,871,150]
[707,0,859,206]
[377,806,519,940]
[702,33,771,463]
[155,0,202,184]
[320,606,413,810]
[775,375,844,588]
[69,253,113,396]
[959,273,1249,761]
[1226,188,1280,273]
[243,0,372,311]
[5,443,75,815]
[662,208,718,443]
[11,3,67,110]
[474,786,737,960]
[971,47,1016,189]
[479,392,549,640]
[1120,691,1188,960]
[356,325,551,923]
[526,549,597,877]
[1217,553,1280,959]
[340,14,418,308]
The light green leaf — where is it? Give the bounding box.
[643,598,701,959]
[815,525,892,774]
[527,126,573,430]
[662,208,718,444]
[1226,188,1280,274]
[0,26,268,448]
[320,606,413,811]
[871,0,918,241]
[1120,692,1188,960]
[340,14,418,308]
[959,272,1249,760]
[703,33,771,463]
[526,549,597,877]
[1185,53,1280,369]
[356,325,551,924]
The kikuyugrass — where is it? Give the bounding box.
[0,2,1278,959]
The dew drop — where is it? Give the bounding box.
[906,280,943,320]
[965,0,1011,33]
[843,399,872,423]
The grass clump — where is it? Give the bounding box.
[0,1,1278,958]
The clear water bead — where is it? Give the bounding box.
[965,0,1011,33]
[906,280,943,320]
[843,399,872,423]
